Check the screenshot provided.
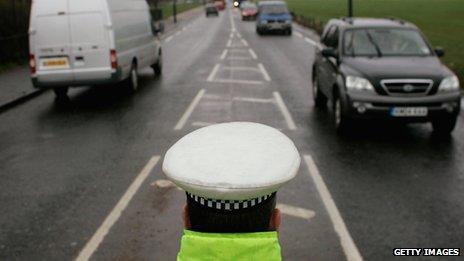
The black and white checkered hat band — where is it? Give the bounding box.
[187,192,275,210]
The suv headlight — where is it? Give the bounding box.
[438,75,460,92]
[346,76,375,92]
[260,20,268,24]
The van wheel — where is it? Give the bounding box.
[432,116,457,136]
[126,62,138,92]
[312,71,327,108]
[152,53,162,77]
[333,91,352,134]
[54,87,69,103]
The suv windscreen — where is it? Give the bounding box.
[343,28,432,57]
[260,4,288,14]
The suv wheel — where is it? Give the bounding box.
[333,92,352,134]
[152,51,162,77]
[432,116,457,135]
[53,87,69,103]
[312,72,327,108]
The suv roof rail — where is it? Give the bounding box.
[339,17,353,24]
[386,16,406,25]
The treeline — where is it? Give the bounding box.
[0,0,31,66]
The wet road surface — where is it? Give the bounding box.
[1,7,464,261]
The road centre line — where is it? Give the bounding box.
[258,63,271,82]
[303,155,363,261]
[273,92,297,130]
[164,35,173,43]
[75,156,161,261]
[277,203,316,220]
[248,49,258,59]
[220,49,228,60]
[174,89,206,130]
[213,78,263,85]
[207,64,221,82]
[229,9,236,31]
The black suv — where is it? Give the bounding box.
[313,18,461,134]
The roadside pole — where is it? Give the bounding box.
[173,0,177,23]
[348,0,353,17]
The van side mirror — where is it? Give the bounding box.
[435,47,445,57]
[321,47,338,59]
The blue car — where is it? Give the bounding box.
[256,1,292,35]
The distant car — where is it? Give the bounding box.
[256,1,292,35]
[205,4,219,17]
[28,0,163,101]
[241,2,258,21]
[313,18,461,135]
[214,1,225,11]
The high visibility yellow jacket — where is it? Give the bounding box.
[177,230,282,261]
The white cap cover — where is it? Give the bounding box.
[162,122,300,201]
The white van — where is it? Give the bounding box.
[28,0,163,100]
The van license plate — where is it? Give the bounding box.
[41,58,69,69]
[390,107,428,117]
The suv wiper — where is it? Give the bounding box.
[365,31,383,57]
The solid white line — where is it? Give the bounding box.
[294,31,303,38]
[220,49,228,60]
[233,96,275,103]
[164,35,174,43]
[174,89,206,130]
[248,49,258,59]
[213,78,263,85]
[303,155,363,261]
[75,156,161,261]
[273,92,297,130]
[227,39,232,47]
[229,9,236,31]
[277,203,316,220]
[258,63,271,82]
[222,66,261,71]
[304,37,317,46]
[207,64,220,82]
[241,39,249,46]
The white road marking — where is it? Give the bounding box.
[258,63,271,82]
[220,49,228,60]
[175,31,181,36]
[303,155,363,261]
[222,66,261,72]
[227,39,232,47]
[241,39,249,46]
[304,37,317,46]
[248,49,258,59]
[191,121,216,127]
[213,78,263,85]
[233,96,275,103]
[75,156,161,261]
[277,203,316,220]
[182,27,186,31]
[273,92,297,130]
[207,64,221,82]
[229,49,248,53]
[236,33,242,38]
[151,179,180,190]
[294,31,303,38]
[164,35,173,43]
[227,56,252,60]
[229,9,236,31]
[174,89,206,130]
[229,32,234,38]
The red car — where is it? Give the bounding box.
[214,1,225,11]
[241,2,258,21]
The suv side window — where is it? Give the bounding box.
[323,25,339,48]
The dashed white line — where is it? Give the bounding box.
[241,39,249,46]
[220,49,228,60]
[164,35,173,43]
[304,37,318,46]
[174,89,206,130]
[75,156,161,261]
[273,92,297,130]
[207,64,221,82]
[303,155,363,261]
[248,48,258,59]
[258,63,271,82]
[222,66,261,72]
[277,203,316,220]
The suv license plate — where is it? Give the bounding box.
[390,107,428,117]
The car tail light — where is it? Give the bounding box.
[29,54,36,74]
[110,50,118,70]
